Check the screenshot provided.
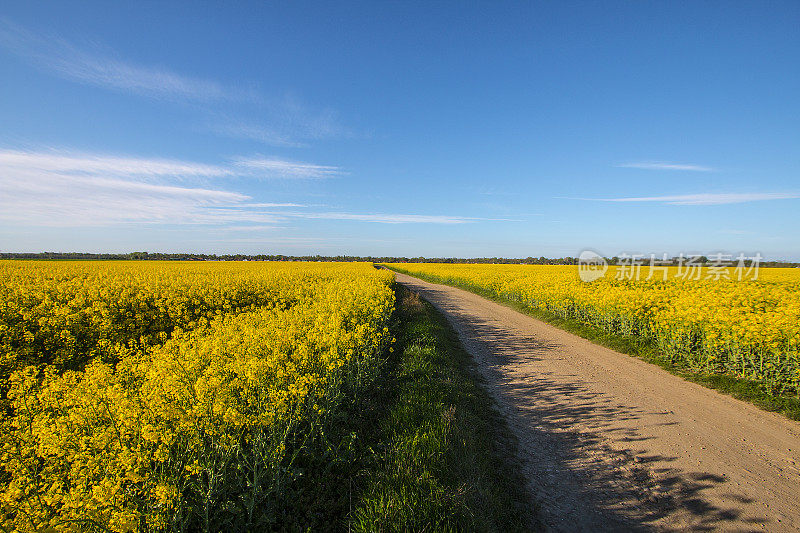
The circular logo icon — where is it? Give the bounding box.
[578,250,608,282]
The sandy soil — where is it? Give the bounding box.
[394,271,800,532]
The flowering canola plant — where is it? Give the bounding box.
[389,264,800,394]
[0,261,395,532]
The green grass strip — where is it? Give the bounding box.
[383,265,800,422]
[349,285,536,532]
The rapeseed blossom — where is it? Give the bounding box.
[0,261,394,531]
[391,263,800,394]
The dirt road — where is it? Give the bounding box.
[394,271,800,532]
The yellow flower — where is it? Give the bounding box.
[0,260,395,531]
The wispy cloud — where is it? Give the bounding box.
[207,108,351,147]
[572,192,800,206]
[0,150,250,226]
[0,19,253,103]
[0,148,466,227]
[0,149,233,179]
[282,101,350,140]
[0,148,328,226]
[0,175,260,226]
[291,213,471,224]
[1,19,353,147]
[234,156,343,178]
[617,161,715,172]
[0,149,341,181]
[207,121,306,148]
[237,202,308,208]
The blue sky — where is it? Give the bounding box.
[1,2,798,259]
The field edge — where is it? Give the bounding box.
[348,283,538,531]
[382,265,800,421]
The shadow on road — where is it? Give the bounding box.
[401,280,767,532]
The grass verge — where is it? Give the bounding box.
[383,266,800,421]
[348,285,536,531]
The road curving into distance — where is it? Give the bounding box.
[393,271,800,532]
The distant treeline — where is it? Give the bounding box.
[1,252,798,268]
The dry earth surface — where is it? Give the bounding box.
[393,271,800,532]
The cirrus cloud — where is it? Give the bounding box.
[0,18,255,103]
[570,192,800,206]
[0,148,472,228]
[233,156,343,178]
[617,161,715,172]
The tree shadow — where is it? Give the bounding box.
[401,280,769,532]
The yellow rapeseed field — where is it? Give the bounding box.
[0,261,395,532]
[389,264,800,394]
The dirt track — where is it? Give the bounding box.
[394,272,800,532]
